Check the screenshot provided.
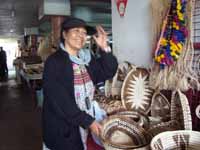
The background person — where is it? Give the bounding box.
[0,46,8,81]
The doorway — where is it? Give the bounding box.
[0,38,18,79]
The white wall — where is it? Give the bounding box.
[112,0,153,67]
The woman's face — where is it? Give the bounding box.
[63,27,87,51]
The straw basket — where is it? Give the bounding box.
[109,110,150,130]
[151,130,200,150]
[110,61,136,98]
[148,120,181,138]
[97,97,124,115]
[121,68,154,113]
[150,91,170,120]
[100,116,150,150]
[171,90,192,130]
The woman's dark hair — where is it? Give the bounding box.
[60,17,70,44]
[60,27,69,45]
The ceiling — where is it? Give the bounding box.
[0,0,111,38]
[0,0,40,38]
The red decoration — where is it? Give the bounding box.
[193,42,200,49]
[116,0,128,17]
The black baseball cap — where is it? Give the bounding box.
[61,16,96,35]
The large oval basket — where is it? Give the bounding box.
[121,68,154,113]
[100,116,151,150]
[151,130,200,150]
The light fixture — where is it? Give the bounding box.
[11,9,15,17]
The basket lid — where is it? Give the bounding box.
[121,68,154,113]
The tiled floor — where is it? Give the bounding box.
[0,79,42,150]
[0,78,104,150]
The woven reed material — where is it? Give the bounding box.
[108,110,150,130]
[147,120,181,138]
[150,91,170,119]
[151,130,200,150]
[100,116,151,150]
[171,90,192,130]
[121,68,154,114]
[94,94,124,115]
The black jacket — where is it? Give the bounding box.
[42,48,118,150]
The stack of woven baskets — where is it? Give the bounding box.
[97,66,196,149]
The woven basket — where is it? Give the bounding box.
[171,90,192,130]
[150,91,170,120]
[97,98,124,115]
[100,116,150,150]
[148,120,181,138]
[121,68,154,114]
[151,130,200,150]
[108,110,150,130]
[111,61,136,98]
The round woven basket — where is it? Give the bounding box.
[100,116,150,150]
[151,130,200,150]
[121,68,154,114]
[108,110,150,130]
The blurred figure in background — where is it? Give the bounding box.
[37,35,57,62]
[0,46,8,81]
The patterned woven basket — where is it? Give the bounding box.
[150,91,170,120]
[108,110,150,130]
[171,90,192,130]
[121,68,154,114]
[100,116,151,150]
[151,130,200,150]
[97,97,124,115]
[148,120,181,138]
[110,61,136,98]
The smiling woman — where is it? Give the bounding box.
[63,27,88,55]
[42,16,118,150]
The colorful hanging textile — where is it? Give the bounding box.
[154,0,188,69]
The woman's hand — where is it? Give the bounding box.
[93,25,109,50]
[89,121,102,137]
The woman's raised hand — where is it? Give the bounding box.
[93,25,109,50]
